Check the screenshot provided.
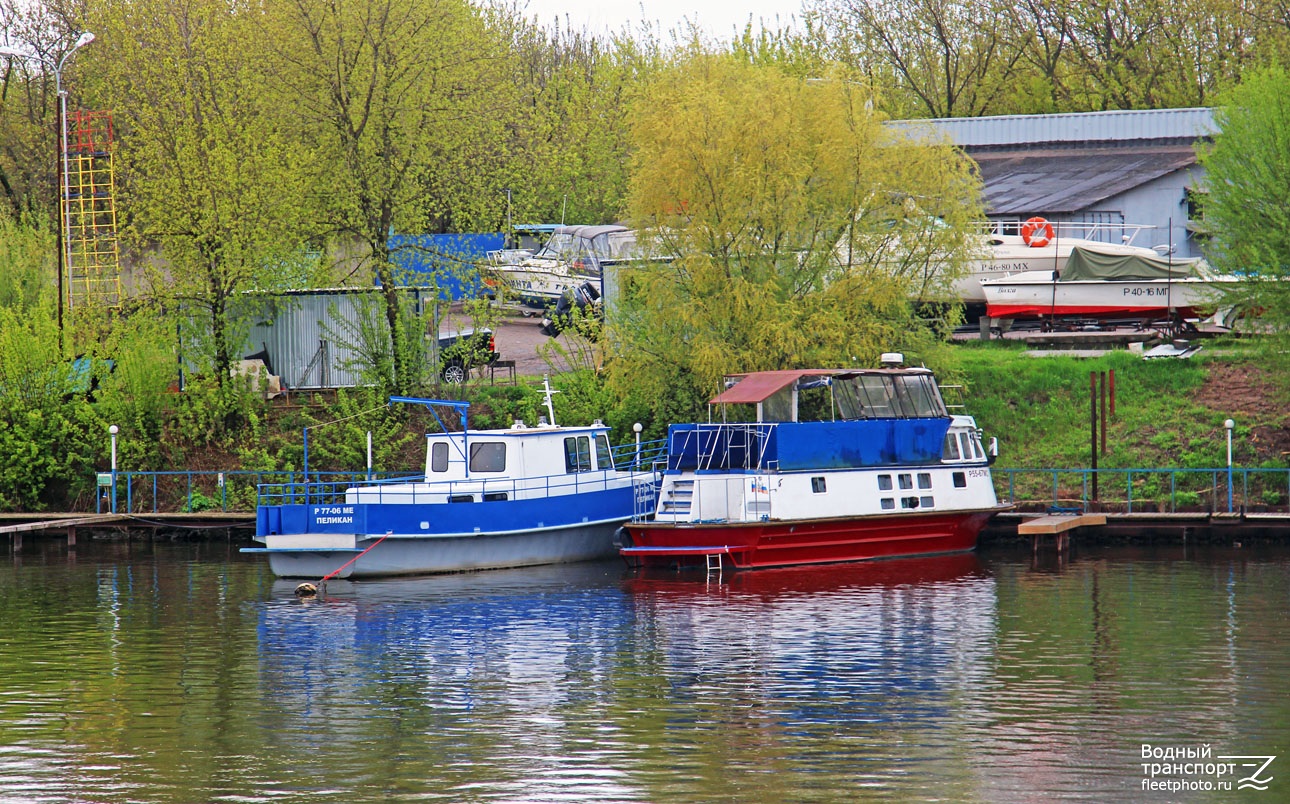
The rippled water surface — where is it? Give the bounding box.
[2,537,1288,802]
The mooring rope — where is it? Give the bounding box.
[319,531,391,584]
[305,403,390,432]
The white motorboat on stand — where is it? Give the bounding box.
[980,245,1236,330]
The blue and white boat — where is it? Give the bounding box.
[246,391,663,579]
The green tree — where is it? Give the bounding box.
[808,0,1027,117]
[88,0,316,399]
[262,0,507,394]
[1198,67,1290,388]
[609,54,981,414]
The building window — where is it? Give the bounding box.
[811,477,827,493]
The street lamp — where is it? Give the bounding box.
[109,423,119,513]
[0,31,95,350]
[1225,418,1235,513]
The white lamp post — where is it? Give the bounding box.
[0,31,95,342]
[109,423,119,513]
[633,422,643,468]
[1225,418,1235,513]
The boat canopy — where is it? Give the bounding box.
[710,370,844,405]
[1061,246,1207,282]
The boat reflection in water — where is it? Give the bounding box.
[622,553,997,729]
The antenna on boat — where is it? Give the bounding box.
[541,375,560,427]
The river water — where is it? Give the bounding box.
[1,537,1287,803]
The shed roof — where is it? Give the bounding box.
[970,143,1198,216]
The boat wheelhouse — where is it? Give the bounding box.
[247,392,663,579]
[620,358,1010,571]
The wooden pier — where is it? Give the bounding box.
[1017,513,1107,553]
[0,512,254,549]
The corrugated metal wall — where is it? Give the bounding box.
[242,288,439,390]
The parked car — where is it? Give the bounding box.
[540,281,601,337]
[436,328,499,383]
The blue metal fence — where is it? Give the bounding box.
[992,467,1290,514]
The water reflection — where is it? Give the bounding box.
[2,540,1290,802]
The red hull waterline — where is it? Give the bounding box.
[620,509,1002,570]
[985,302,1202,320]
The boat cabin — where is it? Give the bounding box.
[419,421,617,483]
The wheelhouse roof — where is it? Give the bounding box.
[710,367,935,405]
[709,370,845,405]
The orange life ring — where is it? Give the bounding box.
[1021,216,1055,248]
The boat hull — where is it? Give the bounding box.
[982,276,1224,320]
[621,508,1002,570]
[252,484,639,578]
[263,519,623,579]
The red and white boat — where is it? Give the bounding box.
[619,357,1010,571]
[980,245,1235,321]
[956,218,1162,304]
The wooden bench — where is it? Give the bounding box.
[489,360,517,384]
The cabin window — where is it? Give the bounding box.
[898,473,913,490]
[469,442,507,473]
[953,471,967,488]
[920,496,935,508]
[918,473,932,489]
[431,442,449,473]
[943,433,962,460]
[564,436,592,473]
[483,492,508,502]
[449,494,475,503]
[881,498,895,510]
[595,434,613,470]
[811,477,827,493]
[959,433,973,461]
[901,496,920,509]
[878,474,893,491]
[971,435,985,460]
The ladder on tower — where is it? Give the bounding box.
[64,110,122,310]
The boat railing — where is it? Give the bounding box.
[612,438,668,471]
[668,423,779,472]
[985,220,1156,246]
[253,437,669,508]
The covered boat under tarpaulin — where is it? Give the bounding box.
[1059,247,1207,281]
[981,246,1232,321]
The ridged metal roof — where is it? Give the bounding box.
[892,108,1218,147]
[973,143,1199,215]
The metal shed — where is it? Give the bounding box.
[241,287,441,391]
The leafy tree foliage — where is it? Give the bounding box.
[87,0,316,395]
[260,0,506,395]
[608,55,981,416]
[1198,67,1290,386]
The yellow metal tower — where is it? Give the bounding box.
[64,110,122,309]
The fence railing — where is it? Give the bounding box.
[993,467,1290,514]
